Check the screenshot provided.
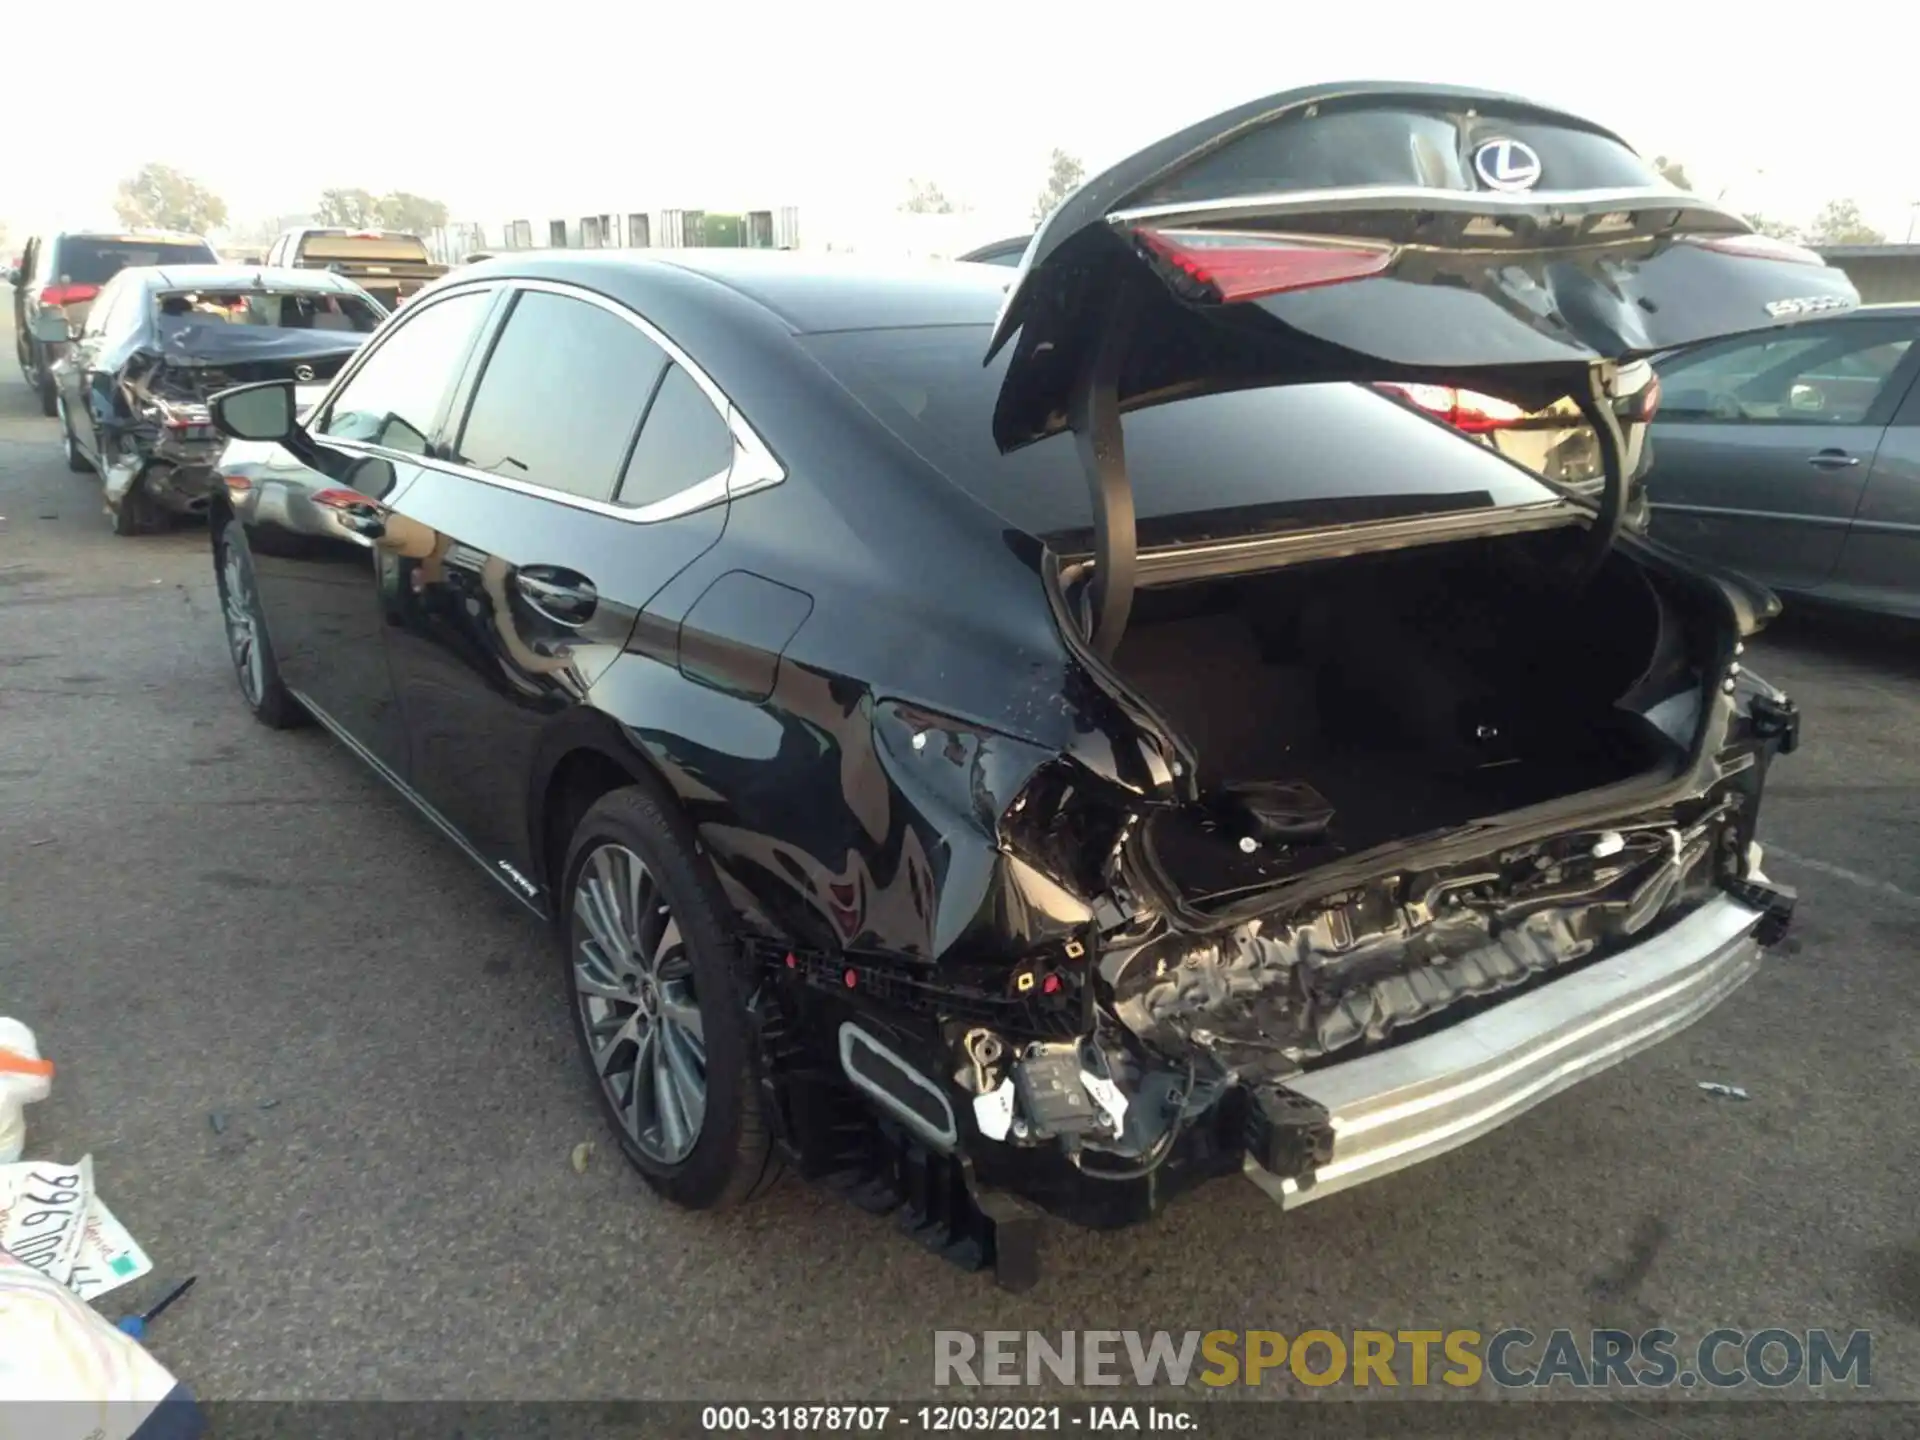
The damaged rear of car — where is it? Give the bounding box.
[765,82,1838,1286]
[52,265,385,534]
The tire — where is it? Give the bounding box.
[56,397,93,474]
[33,346,56,417]
[108,480,165,537]
[213,519,305,729]
[560,784,782,1210]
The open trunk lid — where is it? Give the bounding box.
[988,81,1855,440]
[984,81,1858,655]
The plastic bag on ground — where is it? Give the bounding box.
[0,1249,204,1440]
[0,1019,53,1165]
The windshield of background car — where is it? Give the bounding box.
[297,234,431,263]
[152,289,385,334]
[55,238,216,285]
[803,324,1561,549]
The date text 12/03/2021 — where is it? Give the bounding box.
[701,1406,1195,1432]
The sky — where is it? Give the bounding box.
[6,0,1916,245]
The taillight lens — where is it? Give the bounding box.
[1375,382,1526,433]
[1618,373,1661,423]
[39,282,100,307]
[1449,390,1529,433]
[1685,233,1827,268]
[1134,228,1395,303]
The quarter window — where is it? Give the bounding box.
[316,290,490,453]
[452,290,669,501]
[617,364,734,507]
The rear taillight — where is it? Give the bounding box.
[1134,228,1394,303]
[1618,373,1661,424]
[39,282,100,307]
[1376,382,1527,433]
[1685,233,1827,268]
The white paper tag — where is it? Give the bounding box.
[973,1079,1016,1142]
[1080,1070,1130,1135]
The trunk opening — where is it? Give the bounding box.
[1105,534,1706,902]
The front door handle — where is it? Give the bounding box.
[1807,449,1860,469]
[513,566,598,627]
[312,488,386,540]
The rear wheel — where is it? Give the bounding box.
[33,346,56,417]
[561,785,781,1210]
[56,397,93,474]
[213,519,304,728]
[108,480,165,536]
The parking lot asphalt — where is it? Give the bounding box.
[2,315,1917,1408]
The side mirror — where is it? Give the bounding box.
[212,380,297,442]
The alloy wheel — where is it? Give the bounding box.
[220,545,266,707]
[571,843,707,1164]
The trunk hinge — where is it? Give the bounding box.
[1570,361,1628,585]
[1067,278,1142,659]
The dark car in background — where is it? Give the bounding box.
[1645,304,1920,617]
[264,227,450,310]
[52,265,386,533]
[203,82,1835,1287]
[9,230,219,415]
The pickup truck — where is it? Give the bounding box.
[262,228,448,310]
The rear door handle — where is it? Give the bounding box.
[513,566,598,627]
[1807,449,1860,469]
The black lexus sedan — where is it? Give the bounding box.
[205,81,1839,1288]
[50,265,386,533]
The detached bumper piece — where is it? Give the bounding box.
[1245,893,1766,1207]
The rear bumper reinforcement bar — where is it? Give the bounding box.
[1246,892,1764,1207]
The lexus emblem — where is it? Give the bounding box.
[293,364,315,382]
[1473,138,1543,193]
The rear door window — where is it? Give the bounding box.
[298,233,431,264]
[53,237,217,286]
[616,364,734,507]
[451,290,669,502]
[804,323,1559,548]
[316,289,491,453]
[1661,325,1917,425]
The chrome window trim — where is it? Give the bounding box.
[309,275,783,525]
[1107,185,1744,232]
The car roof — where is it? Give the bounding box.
[131,264,359,293]
[1856,302,1920,321]
[458,249,1011,334]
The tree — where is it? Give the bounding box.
[1742,212,1804,243]
[377,192,450,234]
[314,188,381,227]
[1651,155,1691,191]
[1032,148,1086,224]
[1806,199,1886,247]
[113,164,228,234]
[900,179,956,215]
